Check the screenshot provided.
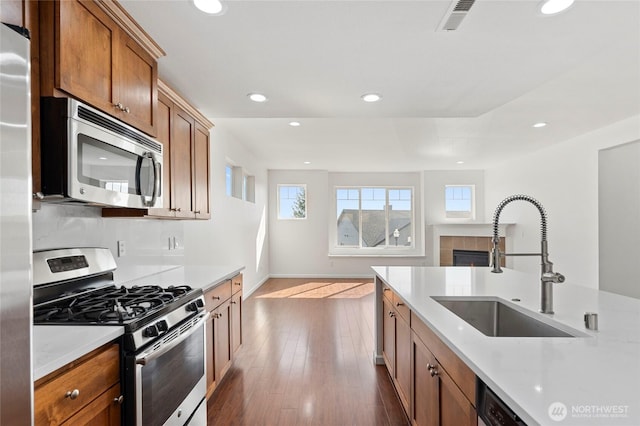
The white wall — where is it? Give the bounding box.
[32,204,185,283]
[423,170,485,224]
[183,126,269,296]
[484,114,640,290]
[268,169,488,276]
[598,139,640,298]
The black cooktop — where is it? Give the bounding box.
[34,284,196,326]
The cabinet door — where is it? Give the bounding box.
[205,312,215,398]
[412,334,439,426]
[193,122,210,219]
[170,106,195,217]
[438,367,477,426]
[395,314,411,414]
[213,300,232,384]
[231,292,242,356]
[113,32,158,136]
[143,92,174,218]
[57,0,116,112]
[61,384,122,426]
[382,297,395,374]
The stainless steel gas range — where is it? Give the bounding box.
[33,248,207,426]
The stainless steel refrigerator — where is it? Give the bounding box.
[0,22,33,425]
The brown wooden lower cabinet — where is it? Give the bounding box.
[395,308,411,413]
[204,273,243,400]
[412,332,476,426]
[381,289,477,426]
[34,343,122,426]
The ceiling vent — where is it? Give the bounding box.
[438,0,476,31]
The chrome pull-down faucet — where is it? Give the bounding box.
[491,194,565,314]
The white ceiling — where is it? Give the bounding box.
[121,0,640,171]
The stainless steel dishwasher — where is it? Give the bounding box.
[477,380,527,426]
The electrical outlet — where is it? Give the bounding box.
[117,240,126,257]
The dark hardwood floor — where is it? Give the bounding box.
[207,278,409,425]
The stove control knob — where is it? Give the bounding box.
[156,320,168,333]
[195,298,204,308]
[186,301,199,312]
[143,324,159,337]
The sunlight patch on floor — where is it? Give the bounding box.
[257,281,374,299]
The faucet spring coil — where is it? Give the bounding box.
[492,194,548,242]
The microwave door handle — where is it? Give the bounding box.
[151,156,161,207]
[137,152,158,207]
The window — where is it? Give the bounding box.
[336,187,413,248]
[278,185,306,219]
[225,165,233,196]
[445,185,475,219]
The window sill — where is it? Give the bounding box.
[328,248,425,258]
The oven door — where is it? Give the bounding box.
[68,114,162,209]
[131,313,207,426]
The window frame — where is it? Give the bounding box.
[277,184,307,220]
[445,184,476,219]
[334,186,415,251]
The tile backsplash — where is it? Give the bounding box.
[32,204,185,282]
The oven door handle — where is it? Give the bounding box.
[135,312,208,366]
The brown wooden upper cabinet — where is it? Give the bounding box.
[39,0,162,136]
[103,81,212,220]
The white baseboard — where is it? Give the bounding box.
[244,274,270,298]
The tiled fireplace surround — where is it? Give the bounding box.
[439,236,505,267]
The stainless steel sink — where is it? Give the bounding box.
[431,296,581,337]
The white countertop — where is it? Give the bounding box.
[33,264,244,382]
[372,266,640,426]
[119,265,245,292]
[33,325,123,381]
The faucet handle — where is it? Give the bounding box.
[543,272,565,283]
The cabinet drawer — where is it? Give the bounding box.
[411,312,476,405]
[205,280,231,311]
[393,293,411,324]
[35,344,120,425]
[231,273,243,295]
[382,283,393,302]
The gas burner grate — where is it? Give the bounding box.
[34,284,194,325]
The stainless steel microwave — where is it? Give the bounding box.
[40,97,163,209]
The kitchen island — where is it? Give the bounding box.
[373,266,640,426]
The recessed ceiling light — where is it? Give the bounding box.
[248,93,267,103]
[533,122,548,128]
[99,157,108,160]
[361,93,382,103]
[539,0,575,15]
[193,0,226,15]
[456,161,465,164]
[303,161,311,165]
[289,121,301,127]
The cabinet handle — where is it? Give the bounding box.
[114,102,124,110]
[124,106,130,113]
[114,395,124,405]
[65,389,80,400]
[194,210,201,214]
[388,311,395,318]
[231,300,236,304]
[383,288,390,292]
[176,207,182,212]
[212,296,220,300]
[428,364,439,377]
[234,282,241,286]
[395,301,404,307]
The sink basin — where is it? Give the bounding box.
[431,297,581,338]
